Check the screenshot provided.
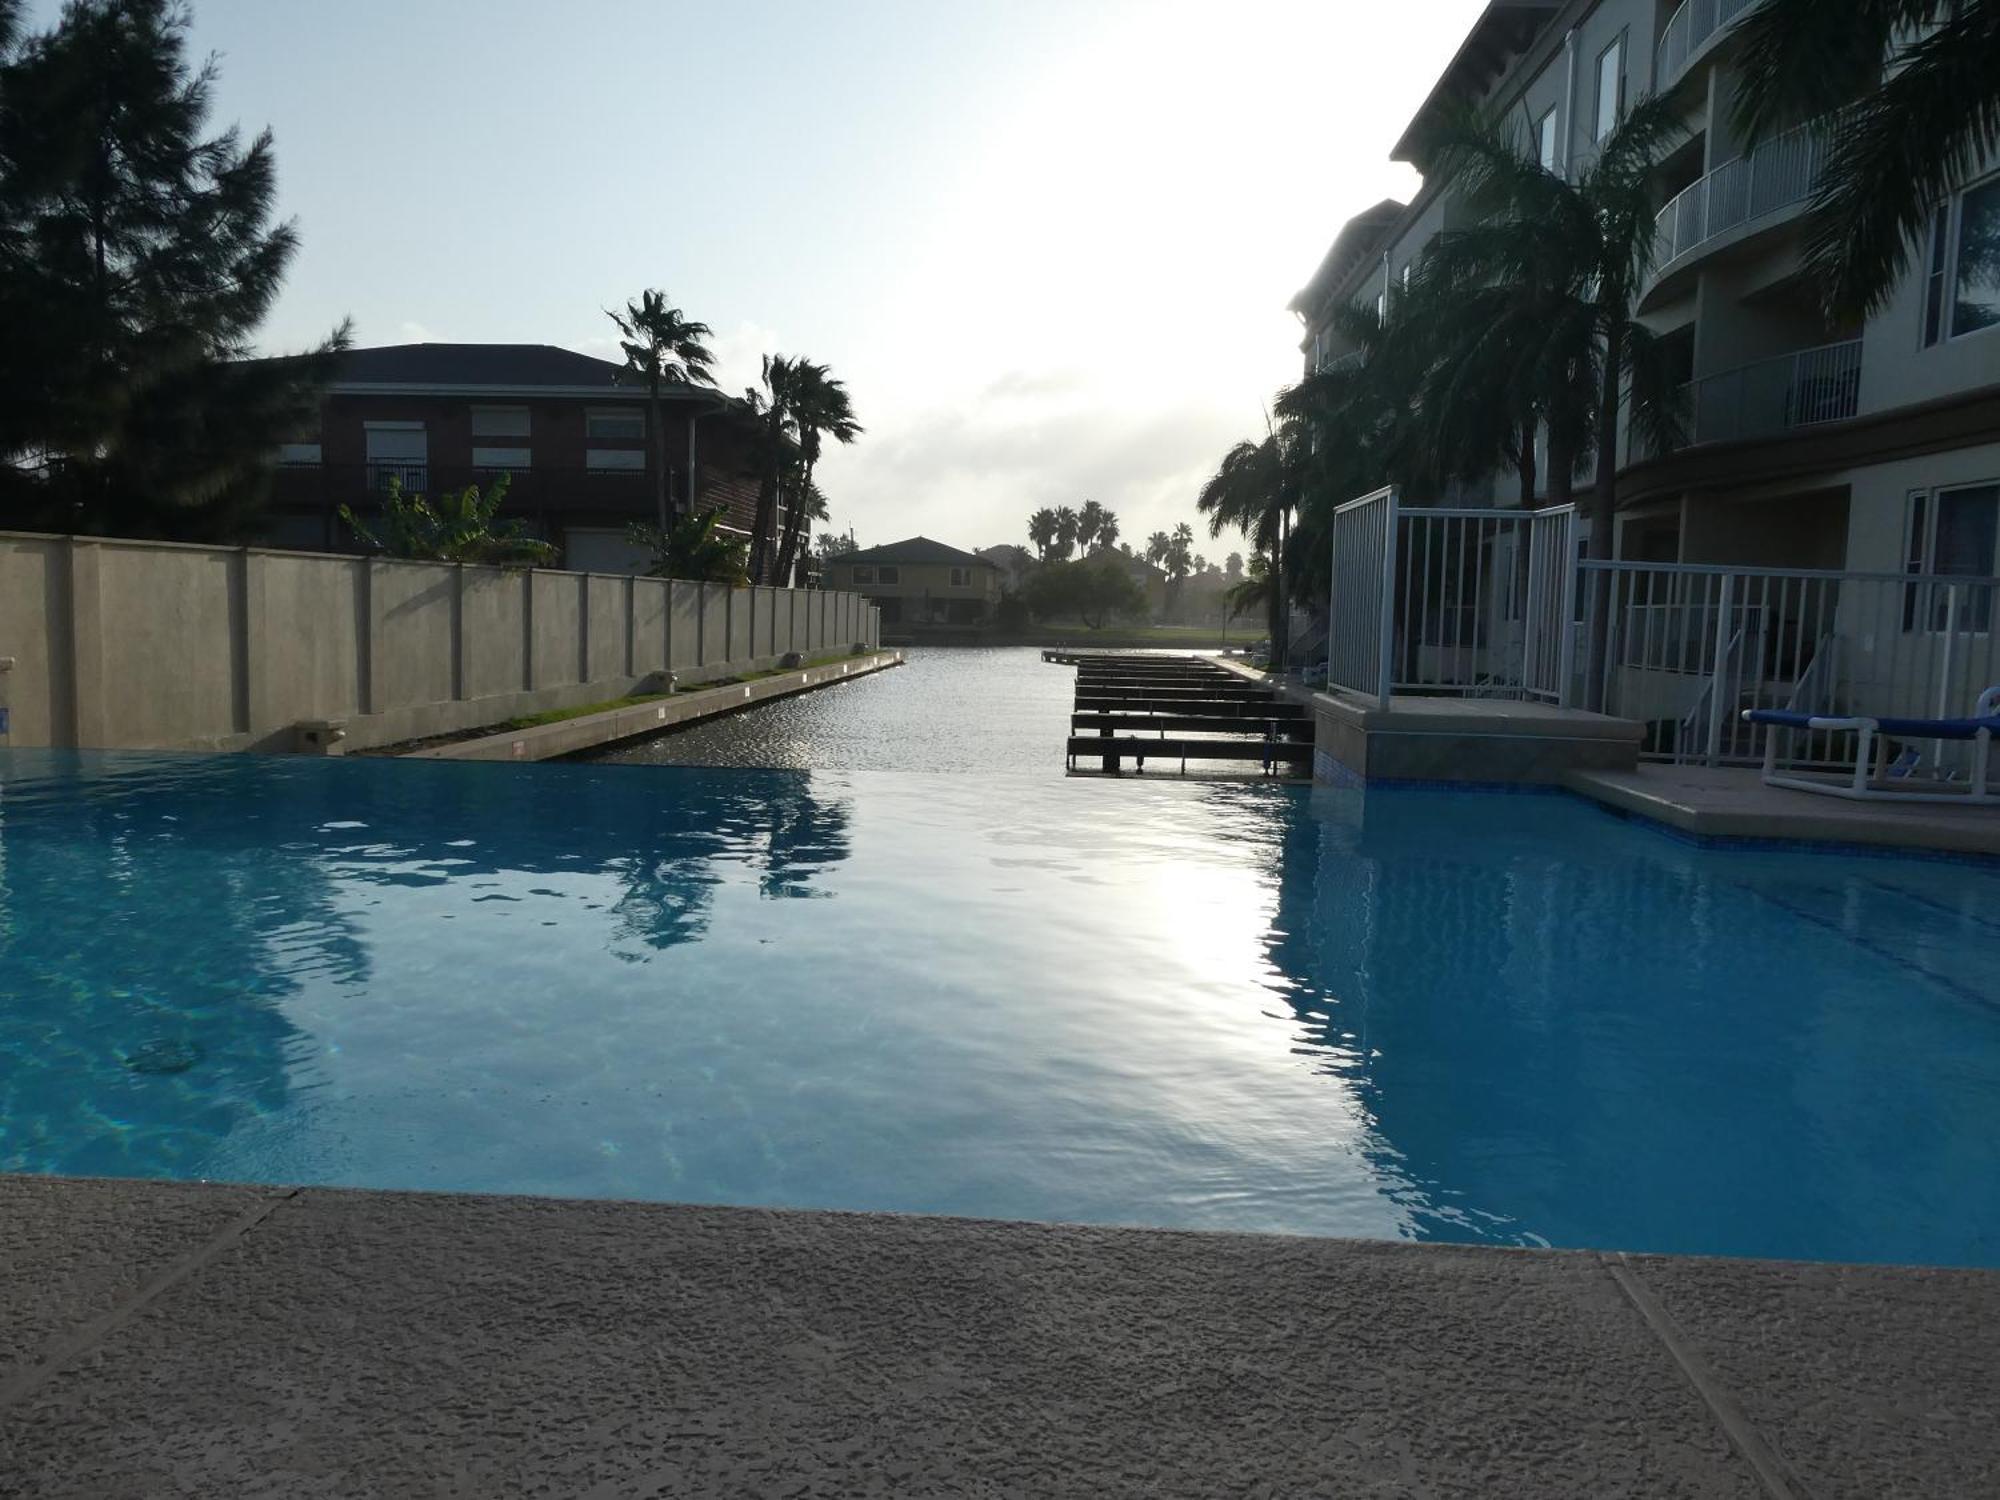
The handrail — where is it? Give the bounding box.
[1652,114,1833,275]
[1657,0,1763,91]
[1679,338,1863,446]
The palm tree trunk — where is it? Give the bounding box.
[1582,322,1627,710]
[1269,509,1289,673]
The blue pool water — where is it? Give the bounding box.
[2,738,1996,1266]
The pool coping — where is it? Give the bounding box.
[2,1174,1993,1496]
[399,649,903,762]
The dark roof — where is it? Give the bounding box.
[331,342,717,398]
[1289,198,1408,318]
[843,536,992,567]
[1390,1,1561,168]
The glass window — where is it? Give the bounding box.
[1536,106,1559,171]
[878,566,900,584]
[1594,36,1623,142]
[471,405,530,437]
[585,448,645,471]
[851,565,874,585]
[585,407,645,440]
[1905,483,1997,631]
[1923,206,1950,346]
[472,446,531,470]
[1950,177,2000,339]
[949,566,971,586]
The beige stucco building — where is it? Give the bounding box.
[826,537,1003,627]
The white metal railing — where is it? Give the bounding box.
[1681,339,1863,445]
[1327,491,1576,708]
[1657,0,1763,89]
[1578,562,2000,777]
[1652,116,1833,274]
[1327,486,1397,705]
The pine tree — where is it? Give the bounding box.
[0,0,347,539]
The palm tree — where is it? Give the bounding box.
[1732,0,2000,318]
[1052,505,1081,562]
[1415,96,1687,556]
[775,361,860,587]
[745,354,802,583]
[608,290,717,529]
[1096,511,1120,550]
[1144,530,1172,567]
[1027,507,1060,560]
[1165,522,1196,617]
[1076,500,1107,552]
[1195,432,1293,665]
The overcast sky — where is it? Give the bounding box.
[32,0,1485,554]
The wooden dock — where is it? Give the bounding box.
[1045,651,1312,776]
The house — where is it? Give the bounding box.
[975,543,1036,593]
[268,343,783,576]
[1293,0,2000,581]
[1085,546,1168,617]
[825,537,1002,627]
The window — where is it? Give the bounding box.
[1923,205,1950,346]
[471,405,530,438]
[851,565,875,585]
[1593,35,1624,142]
[1904,483,1998,631]
[1950,177,2000,339]
[585,407,645,439]
[585,448,645,471]
[877,566,900,584]
[364,421,425,489]
[1536,106,1559,171]
[949,566,971,587]
[473,446,531,470]
[277,442,321,466]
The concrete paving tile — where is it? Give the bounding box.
[2,1186,1762,1499]
[1624,1252,2000,1500]
[0,1174,279,1370]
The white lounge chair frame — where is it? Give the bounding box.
[1746,687,1998,803]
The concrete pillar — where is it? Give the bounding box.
[625,574,637,678]
[451,563,467,701]
[241,548,269,734]
[521,568,536,692]
[577,573,591,682]
[66,538,105,748]
[360,557,384,714]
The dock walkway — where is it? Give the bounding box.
[1048,651,1311,775]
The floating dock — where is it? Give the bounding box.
[1046,651,1311,775]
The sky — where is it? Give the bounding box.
[28,0,1486,555]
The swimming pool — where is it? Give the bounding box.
[2,742,1995,1266]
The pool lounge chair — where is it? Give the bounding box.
[1741,687,1999,803]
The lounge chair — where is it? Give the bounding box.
[1741,687,1999,803]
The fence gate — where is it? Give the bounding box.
[1522,505,1577,702]
[1327,486,1397,706]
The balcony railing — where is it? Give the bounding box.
[1657,0,1762,89]
[1652,115,1833,274]
[1679,339,1863,446]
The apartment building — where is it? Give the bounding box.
[1293,0,2000,581]
[268,343,775,575]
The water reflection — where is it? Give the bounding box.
[0,753,854,1176]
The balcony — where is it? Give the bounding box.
[1678,339,1862,447]
[1656,0,1763,92]
[1650,116,1833,286]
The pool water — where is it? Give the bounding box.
[2,730,1996,1266]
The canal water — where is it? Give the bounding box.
[591,646,1077,773]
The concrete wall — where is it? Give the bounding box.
[0,530,880,754]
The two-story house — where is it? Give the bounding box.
[1292,0,2000,581]
[269,343,781,575]
[825,537,1002,628]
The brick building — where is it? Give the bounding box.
[269,343,777,574]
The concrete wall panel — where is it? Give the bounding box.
[459,567,526,701]
[532,572,585,688]
[373,561,456,711]
[669,583,702,670]
[96,543,240,745]
[701,586,729,668]
[585,577,625,683]
[727,588,752,661]
[0,537,69,746]
[632,578,669,676]
[255,553,363,728]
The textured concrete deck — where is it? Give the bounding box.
[2,1177,1994,1497]
[1569,763,2000,856]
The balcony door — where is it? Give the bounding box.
[364,421,427,493]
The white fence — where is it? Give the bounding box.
[1657,0,1762,88]
[1324,491,2000,782]
[1327,488,1575,707]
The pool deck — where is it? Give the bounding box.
[3,1176,1994,1497]
[1568,763,2000,856]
